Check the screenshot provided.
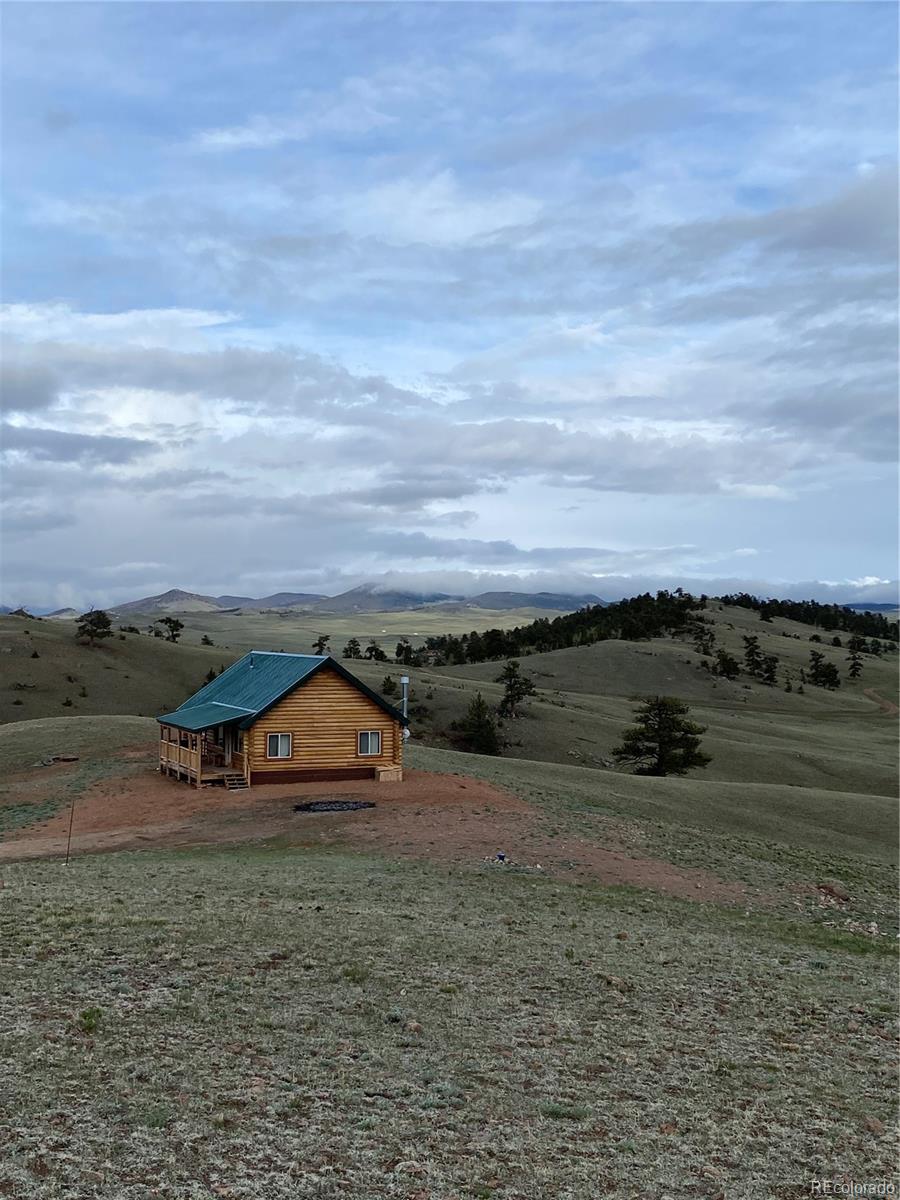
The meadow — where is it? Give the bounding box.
[0,600,896,1196]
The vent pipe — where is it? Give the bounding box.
[400,675,409,724]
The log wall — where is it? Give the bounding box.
[246,667,402,780]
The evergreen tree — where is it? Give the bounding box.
[808,650,826,685]
[686,616,715,655]
[76,609,113,646]
[312,633,330,655]
[342,637,362,659]
[848,635,867,654]
[203,667,217,685]
[201,634,214,646]
[156,617,184,643]
[611,696,711,777]
[495,659,537,718]
[761,654,779,686]
[742,634,763,676]
[395,638,413,665]
[819,662,841,689]
[364,639,388,662]
[453,693,501,755]
[847,650,863,679]
[381,674,398,697]
[713,648,740,680]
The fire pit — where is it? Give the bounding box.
[293,799,376,813]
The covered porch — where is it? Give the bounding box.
[157,702,253,789]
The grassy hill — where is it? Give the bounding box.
[1,595,896,1196]
[0,715,896,1197]
[0,616,239,725]
[3,603,897,800]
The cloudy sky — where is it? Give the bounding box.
[2,2,897,609]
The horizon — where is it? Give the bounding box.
[5,575,899,616]
[2,3,898,608]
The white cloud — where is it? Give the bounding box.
[328,170,542,247]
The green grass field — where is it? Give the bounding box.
[1,602,896,1196]
[1,838,896,1199]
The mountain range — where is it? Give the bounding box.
[87,584,607,617]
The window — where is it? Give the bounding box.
[358,730,382,756]
[267,733,292,759]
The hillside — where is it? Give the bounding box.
[0,718,896,1197]
[47,584,602,619]
[0,617,237,724]
[112,588,226,615]
[2,603,896,800]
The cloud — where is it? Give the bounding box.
[484,94,710,164]
[1,4,896,606]
[0,359,59,413]
[327,170,542,247]
[1,423,155,464]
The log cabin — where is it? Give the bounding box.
[156,651,407,789]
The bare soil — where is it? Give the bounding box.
[0,746,750,903]
[864,687,900,716]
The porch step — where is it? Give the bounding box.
[223,772,250,791]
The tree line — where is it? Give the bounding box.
[718,593,898,642]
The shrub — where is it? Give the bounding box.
[78,1007,102,1034]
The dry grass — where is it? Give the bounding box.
[1,845,897,1200]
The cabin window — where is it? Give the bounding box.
[267,733,292,759]
[358,730,382,756]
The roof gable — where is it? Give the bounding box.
[156,651,407,730]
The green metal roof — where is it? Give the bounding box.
[155,701,255,732]
[156,651,407,731]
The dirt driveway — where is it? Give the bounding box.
[0,749,750,903]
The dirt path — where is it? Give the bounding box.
[0,752,752,904]
[864,688,900,716]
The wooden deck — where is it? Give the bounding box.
[159,730,248,788]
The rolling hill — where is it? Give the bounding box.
[52,585,605,619]
[2,601,896,799]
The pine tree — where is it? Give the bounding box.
[808,650,826,686]
[453,693,501,755]
[495,659,537,718]
[847,650,863,679]
[761,654,779,686]
[381,674,398,697]
[611,696,711,777]
[395,639,413,665]
[312,633,330,655]
[713,649,740,680]
[342,637,362,659]
[76,609,112,646]
[156,617,184,643]
[819,663,841,689]
[364,639,388,662]
[742,634,763,676]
